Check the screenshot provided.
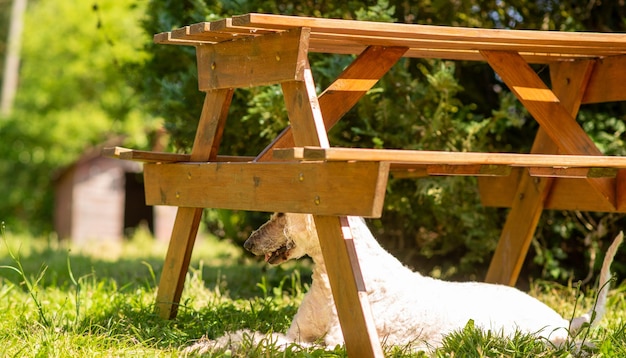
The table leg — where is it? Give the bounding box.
[282,62,383,356]
[484,130,556,285]
[314,216,384,357]
[485,60,594,285]
[155,89,233,319]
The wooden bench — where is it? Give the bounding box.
[105,14,626,357]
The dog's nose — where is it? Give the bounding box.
[243,239,253,251]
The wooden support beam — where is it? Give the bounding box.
[528,166,617,178]
[196,28,310,90]
[582,55,626,104]
[255,46,407,162]
[143,161,389,217]
[618,170,626,212]
[479,172,625,212]
[481,50,616,209]
[155,88,234,319]
[426,164,512,176]
[314,216,384,357]
[484,59,594,285]
[484,130,558,285]
[281,59,384,357]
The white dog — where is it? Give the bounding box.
[189,213,623,352]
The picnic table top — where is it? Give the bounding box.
[155,13,626,63]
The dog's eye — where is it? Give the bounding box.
[275,212,285,218]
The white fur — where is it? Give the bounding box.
[190,214,622,352]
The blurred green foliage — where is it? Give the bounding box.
[0,0,156,232]
[0,0,624,283]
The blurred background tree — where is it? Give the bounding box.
[0,0,156,232]
[1,0,624,284]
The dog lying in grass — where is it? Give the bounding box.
[190,213,623,352]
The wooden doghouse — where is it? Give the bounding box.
[54,144,176,244]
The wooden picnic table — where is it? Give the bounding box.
[106,14,626,357]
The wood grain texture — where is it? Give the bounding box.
[155,89,233,319]
[582,55,626,104]
[478,171,622,212]
[233,13,626,49]
[276,147,626,169]
[313,216,384,358]
[280,71,330,149]
[283,53,384,357]
[484,59,593,285]
[156,14,626,62]
[618,170,626,212]
[143,161,389,217]
[481,50,616,209]
[196,28,309,90]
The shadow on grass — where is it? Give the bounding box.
[0,239,312,299]
[70,280,299,350]
[1,238,313,351]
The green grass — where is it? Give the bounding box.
[1,225,625,357]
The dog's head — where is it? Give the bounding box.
[244,213,319,265]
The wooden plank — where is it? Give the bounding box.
[154,18,277,45]
[154,32,206,46]
[618,170,626,211]
[546,178,619,212]
[478,168,522,207]
[282,56,383,357]
[143,161,389,218]
[275,148,619,178]
[194,17,277,36]
[196,28,310,90]
[155,89,234,319]
[121,150,190,163]
[103,146,253,163]
[484,130,558,285]
[307,32,625,58]
[481,51,599,155]
[313,216,385,358]
[156,14,626,62]
[155,30,608,63]
[481,50,616,209]
[255,46,407,162]
[157,15,626,62]
[281,65,330,149]
[582,55,626,104]
[315,46,406,127]
[479,173,623,212]
[485,59,594,285]
[426,164,511,176]
[276,147,626,169]
[390,166,429,178]
[233,14,626,51]
[102,146,131,158]
[529,166,618,178]
[402,48,590,64]
[156,207,203,317]
[171,26,232,43]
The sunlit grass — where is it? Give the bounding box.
[0,225,624,357]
